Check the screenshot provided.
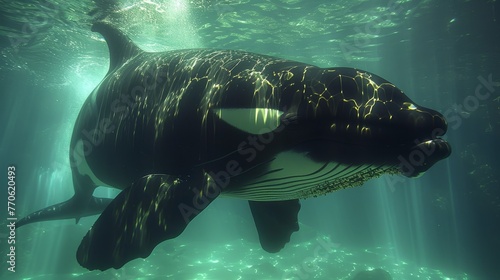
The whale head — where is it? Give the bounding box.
[289,67,451,178]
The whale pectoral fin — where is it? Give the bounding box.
[249,199,301,253]
[77,172,219,270]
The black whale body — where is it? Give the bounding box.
[18,22,451,270]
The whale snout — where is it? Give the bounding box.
[399,138,451,177]
[432,112,448,136]
[399,109,451,177]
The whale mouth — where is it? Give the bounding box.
[399,136,451,177]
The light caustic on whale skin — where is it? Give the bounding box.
[17,21,451,271]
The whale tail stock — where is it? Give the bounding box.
[17,174,113,228]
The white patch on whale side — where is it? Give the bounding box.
[223,150,395,201]
[214,108,284,134]
[74,139,109,187]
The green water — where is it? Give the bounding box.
[1,0,499,279]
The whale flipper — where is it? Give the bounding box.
[249,200,301,253]
[77,172,219,270]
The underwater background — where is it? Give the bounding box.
[0,0,499,279]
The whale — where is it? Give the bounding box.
[18,22,451,271]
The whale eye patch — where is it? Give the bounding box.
[214,108,284,134]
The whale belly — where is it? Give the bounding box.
[223,150,395,201]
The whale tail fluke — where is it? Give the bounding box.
[17,194,113,228]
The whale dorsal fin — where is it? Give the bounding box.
[91,22,142,73]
